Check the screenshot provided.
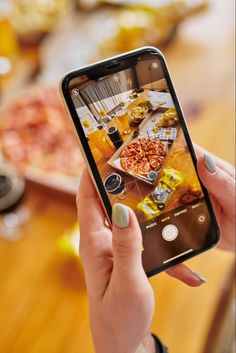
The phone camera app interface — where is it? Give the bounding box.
[69,53,213,273]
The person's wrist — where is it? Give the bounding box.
[135,334,157,353]
[92,330,156,353]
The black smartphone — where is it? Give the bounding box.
[60,47,219,276]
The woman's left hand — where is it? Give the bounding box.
[77,170,155,353]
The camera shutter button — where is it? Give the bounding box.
[162,224,178,241]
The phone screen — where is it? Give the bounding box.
[66,51,218,275]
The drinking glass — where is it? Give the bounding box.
[104,173,127,200]
[87,127,114,157]
[116,109,131,135]
[106,126,123,150]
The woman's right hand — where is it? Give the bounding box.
[196,145,235,252]
[162,145,235,285]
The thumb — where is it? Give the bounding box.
[112,203,144,278]
[197,153,235,209]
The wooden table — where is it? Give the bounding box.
[0,1,235,353]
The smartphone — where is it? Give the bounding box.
[60,47,219,276]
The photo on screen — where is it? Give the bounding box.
[69,54,212,272]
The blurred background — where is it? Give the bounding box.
[0,1,235,353]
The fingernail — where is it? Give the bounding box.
[113,203,129,229]
[204,153,216,173]
[191,272,207,283]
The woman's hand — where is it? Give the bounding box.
[165,146,235,282]
[77,170,155,353]
[195,145,235,251]
[76,147,235,353]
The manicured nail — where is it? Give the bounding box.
[204,153,216,173]
[113,203,129,229]
[192,272,207,283]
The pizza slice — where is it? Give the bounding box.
[146,145,166,156]
[129,140,143,153]
[120,145,137,158]
[148,155,165,171]
[129,139,140,147]
[140,137,164,152]
[139,137,150,151]
[120,155,139,171]
[131,157,151,175]
[146,138,160,151]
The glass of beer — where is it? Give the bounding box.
[87,127,114,157]
[104,173,127,200]
[106,126,123,150]
[116,109,131,135]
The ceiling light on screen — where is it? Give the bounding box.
[152,62,159,69]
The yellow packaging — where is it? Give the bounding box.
[137,196,160,220]
[160,168,184,190]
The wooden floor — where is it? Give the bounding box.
[0,1,235,353]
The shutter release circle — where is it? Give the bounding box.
[162,224,178,241]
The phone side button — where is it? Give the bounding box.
[162,224,178,242]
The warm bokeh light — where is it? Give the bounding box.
[0,1,235,353]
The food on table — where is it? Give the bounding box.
[119,137,166,176]
[120,155,140,172]
[147,155,166,171]
[11,0,69,41]
[131,157,151,175]
[137,196,160,220]
[128,105,148,124]
[0,87,83,176]
[151,127,159,134]
[158,108,178,127]
[146,146,166,157]
[160,168,184,190]
[148,126,178,140]
[140,137,156,151]
[120,145,139,158]
[138,100,152,110]
[99,1,209,55]
[137,167,184,219]
[158,127,177,140]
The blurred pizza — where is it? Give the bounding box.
[120,137,166,175]
[0,87,84,192]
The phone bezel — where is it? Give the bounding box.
[60,46,220,277]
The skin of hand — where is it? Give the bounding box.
[77,146,235,353]
[195,144,235,251]
[77,170,155,353]
[166,145,235,280]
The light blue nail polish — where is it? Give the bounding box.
[204,154,216,173]
[192,272,207,283]
[113,203,129,229]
